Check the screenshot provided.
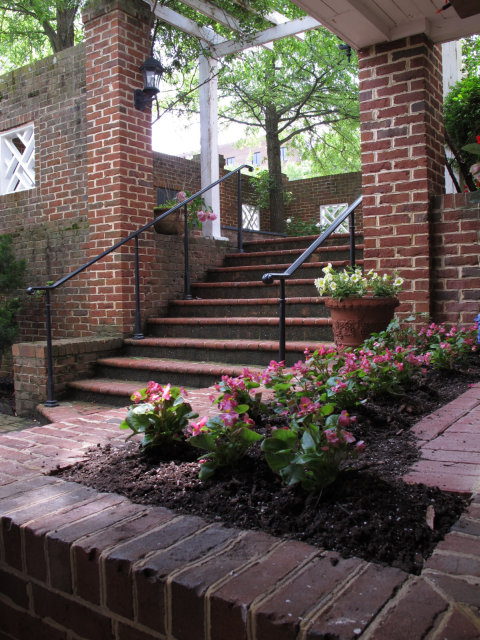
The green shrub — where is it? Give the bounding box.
[444,76,480,166]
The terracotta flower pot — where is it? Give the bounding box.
[153,206,184,235]
[324,296,400,348]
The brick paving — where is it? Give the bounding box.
[0,384,479,638]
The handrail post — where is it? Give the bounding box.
[349,208,356,268]
[44,289,58,407]
[237,171,243,252]
[133,235,144,339]
[279,279,286,362]
[184,204,192,300]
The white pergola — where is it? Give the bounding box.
[143,0,321,237]
[143,0,480,236]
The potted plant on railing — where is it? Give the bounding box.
[153,190,217,235]
[314,264,403,347]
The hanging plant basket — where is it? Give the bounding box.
[153,206,184,235]
[324,296,400,348]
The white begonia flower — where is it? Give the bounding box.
[286,218,292,223]
[330,281,337,290]
[394,277,404,287]
[323,263,333,274]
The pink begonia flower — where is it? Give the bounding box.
[325,429,340,447]
[176,191,186,202]
[146,381,162,395]
[189,416,208,436]
[341,429,356,444]
[197,210,208,222]
[219,394,238,412]
[222,411,240,427]
[355,440,366,452]
[161,383,171,401]
[243,414,254,427]
[207,211,217,220]
[132,391,143,403]
[338,410,352,428]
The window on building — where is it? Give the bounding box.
[0,124,35,195]
[242,204,260,230]
[319,203,349,233]
[252,151,261,166]
[280,147,287,162]
[225,157,235,166]
[157,187,177,205]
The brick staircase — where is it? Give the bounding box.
[61,233,363,410]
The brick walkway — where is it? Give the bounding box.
[0,385,479,638]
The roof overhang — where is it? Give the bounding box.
[289,0,480,49]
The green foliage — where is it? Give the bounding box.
[462,35,480,78]
[285,216,326,237]
[120,382,198,450]
[0,1,85,71]
[444,75,480,166]
[0,235,26,356]
[251,169,292,209]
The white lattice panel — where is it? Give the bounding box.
[0,124,35,194]
[242,204,260,230]
[320,203,348,233]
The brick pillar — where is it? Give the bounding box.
[83,0,155,335]
[359,35,444,317]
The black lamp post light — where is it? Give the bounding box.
[134,56,164,111]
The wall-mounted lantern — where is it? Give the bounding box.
[134,57,164,111]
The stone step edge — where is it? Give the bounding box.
[123,337,333,351]
[227,243,365,260]
[209,259,364,274]
[92,358,266,377]
[169,296,325,306]
[147,316,332,326]
[192,278,318,288]
[241,231,362,248]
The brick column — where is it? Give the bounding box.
[359,35,444,317]
[83,0,156,335]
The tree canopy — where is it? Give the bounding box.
[0,0,84,71]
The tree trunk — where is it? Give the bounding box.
[265,105,285,233]
[42,5,76,53]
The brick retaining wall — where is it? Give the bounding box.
[1,393,480,639]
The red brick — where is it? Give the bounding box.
[253,553,364,640]
[305,563,408,639]
[368,577,448,639]
[431,608,480,639]
[0,598,67,640]
[170,531,279,640]
[209,540,317,640]
[135,523,239,634]
[104,514,207,619]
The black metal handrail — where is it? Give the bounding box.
[261,196,363,362]
[27,164,253,407]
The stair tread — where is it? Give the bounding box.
[192,278,317,287]
[147,316,331,326]
[170,296,325,306]
[94,358,266,374]
[227,244,365,260]
[124,337,333,351]
[241,232,361,248]
[210,259,363,274]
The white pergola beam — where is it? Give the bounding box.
[212,15,321,57]
[149,2,226,45]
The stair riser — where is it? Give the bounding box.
[95,364,223,388]
[123,344,309,367]
[148,324,333,342]
[242,235,361,253]
[207,264,327,283]
[191,282,319,299]
[67,388,132,408]
[225,248,360,267]
[167,302,329,318]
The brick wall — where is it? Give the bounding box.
[286,172,362,228]
[359,35,444,318]
[0,45,90,351]
[432,192,480,325]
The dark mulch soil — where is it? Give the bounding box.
[0,378,15,416]
[55,356,480,575]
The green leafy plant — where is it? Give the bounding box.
[285,216,327,237]
[444,75,480,169]
[120,381,198,449]
[261,408,363,491]
[188,404,262,480]
[314,264,403,300]
[251,169,292,210]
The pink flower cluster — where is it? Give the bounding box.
[197,210,217,222]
